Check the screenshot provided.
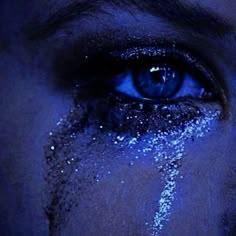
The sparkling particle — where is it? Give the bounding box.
[117,136,125,141]
[129,138,137,145]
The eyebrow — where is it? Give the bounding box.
[26,0,234,40]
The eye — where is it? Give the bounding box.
[69,43,225,134]
[106,46,222,104]
[113,65,208,101]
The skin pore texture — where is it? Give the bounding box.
[1,1,236,236]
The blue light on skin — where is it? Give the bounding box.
[1,1,236,236]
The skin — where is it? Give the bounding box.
[1,0,236,235]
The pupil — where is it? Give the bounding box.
[135,65,182,99]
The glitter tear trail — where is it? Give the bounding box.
[150,109,220,236]
[152,168,179,234]
[45,96,220,236]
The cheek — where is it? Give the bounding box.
[44,98,221,235]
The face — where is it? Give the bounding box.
[1,0,236,235]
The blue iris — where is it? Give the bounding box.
[134,65,181,98]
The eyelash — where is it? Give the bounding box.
[59,42,225,134]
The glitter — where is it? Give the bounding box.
[150,67,160,72]
[45,94,220,234]
[116,136,125,141]
[139,104,144,109]
[129,137,137,145]
[129,161,134,166]
[50,146,55,151]
[149,109,219,236]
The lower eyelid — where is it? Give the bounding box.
[73,88,222,136]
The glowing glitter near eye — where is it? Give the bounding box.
[139,104,144,109]
[116,136,125,141]
[129,138,137,145]
[149,110,219,236]
[150,67,160,73]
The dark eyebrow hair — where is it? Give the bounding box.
[26,0,233,40]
